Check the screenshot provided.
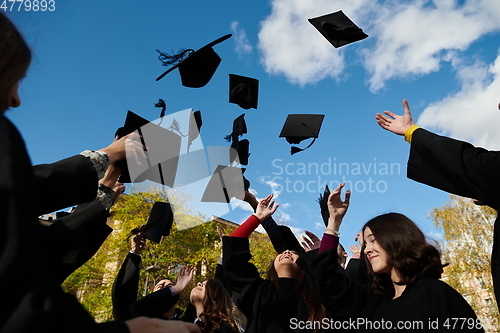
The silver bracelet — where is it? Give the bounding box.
[325,228,340,236]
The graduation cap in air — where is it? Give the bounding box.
[143,202,174,243]
[201,165,249,203]
[230,138,250,165]
[156,34,232,88]
[187,110,202,153]
[114,111,182,186]
[269,225,305,254]
[279,114,325,155]
[317,185,330,227]
[309,10,368,48]
[229,74,259,110]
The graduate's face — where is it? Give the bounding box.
[274,250,301,277]
[190,280,207,304]
[363,227,391,275]
[153,279,174,292]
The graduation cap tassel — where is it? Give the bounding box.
[290,138,317,155]
[157,48,194,66]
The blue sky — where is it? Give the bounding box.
[6,0,500,250]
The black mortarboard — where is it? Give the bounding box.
[187,110,202,153]
[269,225,305,254]
[115,111,182,186]
[309,10,368,48]
[230,138,250,165]
[224,113,247,141]
[229,74,259,110]
[144,202,174,243]
[201,165,248,203]
[317,185,330,227]
[156,34,232,88]
[279,114,325,155]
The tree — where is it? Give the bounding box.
[431,194,499,331]
[62,189,276,322]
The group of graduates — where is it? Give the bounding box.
[3,11,500,333]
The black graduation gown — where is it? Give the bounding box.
[112,252,143,321]
[298,248,484,333]
[42,200,112,284]
[222,236,313,333]
[0,115,128,333]
[129,283,181,320]
[407,128,500,307]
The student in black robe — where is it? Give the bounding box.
[299,183,484,332]
[222,194,329,333]
[375,98,500,308]
[0,12,200,333]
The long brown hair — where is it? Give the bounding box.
[198,279,242,333]
[267,259,327,326]
[361,213,446,297]
[0,13,31,112]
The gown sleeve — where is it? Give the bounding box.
[112,253,142,321]
[298,248,371,321]
[222,236,264,316]
[408,128,500,209]
[129,287,180,319]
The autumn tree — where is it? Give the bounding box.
[62,189,276,322]
[431,194,499,331]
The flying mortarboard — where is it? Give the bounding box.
[114,111,182,186]
[317,185,330,227]
[229,74,259,110]
[156,34,232,88]
[309,10,368,48]
[201,165,249,203]
[144,202,174,243]
[279,114,325,155]
[187,110,202,153]
[230,138,250,166]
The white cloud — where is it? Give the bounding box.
[258,0,500,90]
[259,175,283,199]
[417,51,500,149]
[231,21,253,58]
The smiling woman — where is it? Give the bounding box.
[299,186,485,332]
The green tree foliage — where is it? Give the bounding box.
[431,195,499,331]
[62,189,276,322]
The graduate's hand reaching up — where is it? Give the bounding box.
[254,194,279,221]
[375,99,416,136]
[301,230,321,252]
[350,244,361,259]
[131,232,146,255]
[326,183,350,234]
[99,132,147,165]
[171,265,195,295]
[126,317,201,333]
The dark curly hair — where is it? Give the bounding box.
[182,279,242,333]
[361,213,446,297]
[267,257,327,331]
[0,13,31,112]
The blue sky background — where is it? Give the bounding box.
[6,0,500,251]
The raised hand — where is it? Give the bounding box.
[350,244,361,259]
[301,230,321,252]
[375,99,416,136]
[131,232,146,255]
[254,194,279,221]
[171,265,195,295]
[326,183,350,235]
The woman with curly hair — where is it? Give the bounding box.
[222,194,331,333]
[300,183,484,332]
[183,278,243,333]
